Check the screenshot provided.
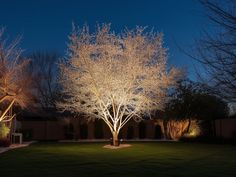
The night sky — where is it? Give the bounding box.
[0,0,208,79]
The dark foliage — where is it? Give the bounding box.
[0,138,10,147]
[165,79,229,120]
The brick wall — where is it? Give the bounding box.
[20,118,160,140]
[214,118,236,139]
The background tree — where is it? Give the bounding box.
[0,29,33,137]
[195,0,236,102]
[58,24,180,146]
[28,51,60,110]
[165,79,228,136]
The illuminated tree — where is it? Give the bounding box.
[0,29,33,127]
[59,24,179,146]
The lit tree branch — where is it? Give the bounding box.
[0,28,34,128]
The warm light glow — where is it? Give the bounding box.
[184,120,201,138]
[162,119,201,140]
[166,119,189,140]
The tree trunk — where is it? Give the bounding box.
[159,120,166,139]
[112,132,119,146]
[187,118,191,133]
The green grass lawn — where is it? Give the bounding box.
[0,142,236,177]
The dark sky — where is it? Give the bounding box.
[0,0,208,79]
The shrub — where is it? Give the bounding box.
[0,139,10,147]
[0,123,10,139]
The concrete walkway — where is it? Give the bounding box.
[0,141,36,154]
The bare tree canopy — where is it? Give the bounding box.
[196,0,236,102]
[28,51,60,109]
[58,24,180,146]
[0,29,33,123]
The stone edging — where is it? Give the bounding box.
[103,144,132,149]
